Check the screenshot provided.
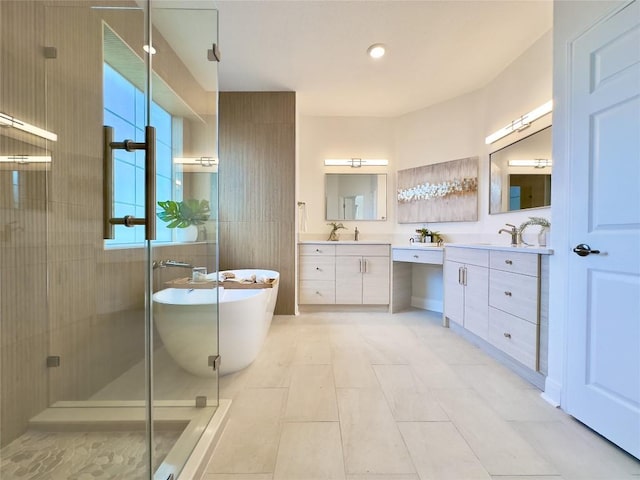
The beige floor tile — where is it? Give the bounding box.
[229,388,287,421]
[273,422,345,480]
[433,388,557,476]
[203,475,273,480]
[452,364,563,422]
[408,354,468,390]
[346,475,419,480]
[399,422,491,479]
[206,419,282,474]
[206,388,287,474]
[373,365,449,421]
[332,345,380,388]
[511,419,640,479]
[284,364,339,421]
[293,339,332,365]
[489,477,564,480]
[336,388,416,475]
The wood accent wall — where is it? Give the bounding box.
[219,92,296,315]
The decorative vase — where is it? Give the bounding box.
[537,226,548,247]
[176,224,198,242]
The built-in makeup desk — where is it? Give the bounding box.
[390,244,444,313]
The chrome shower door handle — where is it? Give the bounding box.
[103,125,156,240]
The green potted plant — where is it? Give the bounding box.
[415,227,432,243]
[157,199,211,241]
[327,222,347,241]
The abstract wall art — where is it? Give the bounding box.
[397,156,478,223]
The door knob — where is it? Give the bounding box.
[573,243,601,257]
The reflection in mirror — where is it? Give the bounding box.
[490,126,552,214]
[325,173,387,221]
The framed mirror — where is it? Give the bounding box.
[489,126,552,214]
[325,173,387,221]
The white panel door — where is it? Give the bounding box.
[566,0,640,459]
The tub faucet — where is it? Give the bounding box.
[153,259,193,269]
[354,226,359,241]
[498,224,519,246]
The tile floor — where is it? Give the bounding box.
[203,310,640,480]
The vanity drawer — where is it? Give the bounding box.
[490,250,539,277]
[336,244,389,257]
[300,244,336,256]
[393,248,443,265]
[299,280,335,304]
[488,307,538,370]
[489,269,539,323]
[445,247,489,267]
[299,257,335,281]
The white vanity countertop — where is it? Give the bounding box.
[299,240,391,245]
[446,243,554,255]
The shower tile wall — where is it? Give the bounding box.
[1,0,217,447]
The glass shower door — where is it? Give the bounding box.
[0,1,219,479]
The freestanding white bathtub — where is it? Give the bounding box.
[152,269,279,377]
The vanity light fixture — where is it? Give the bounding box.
[508,158,553,168]
[367,43,386,59]
[485,100,553,145]
[0,155,52,163]
[0,112,58,142]
[324,158,388,168]
[173,156,218,167]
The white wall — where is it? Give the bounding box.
[298,116,395,240]
[298,30,553,245]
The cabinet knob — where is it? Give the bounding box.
[505,259,513,265]
[315,249,321,253]
[315,291,321,295]
[316,267,321,271]
[503,332,512,338]
[504,291,512,296]
[413,255,419,259]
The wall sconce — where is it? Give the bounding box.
[324,158,388,168]
[485,100,552,145]
[0,155,52,163]
[173,156,218,167]
[173,156,218,171]
[508,158,553,168]
[0,112,58,142]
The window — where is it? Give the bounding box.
[103,63,173,245]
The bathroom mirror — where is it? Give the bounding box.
[489,126,552,214]
[325,173,387,221]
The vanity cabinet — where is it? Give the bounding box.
[443,247,489,339]
[444,245,549,374]
[299,243,390,306]
[299,244,336,304]
[487,250,541,370]
[335,244,390,304]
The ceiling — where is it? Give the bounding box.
[154,1,553,117]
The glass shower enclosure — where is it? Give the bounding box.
[0,1,220,479]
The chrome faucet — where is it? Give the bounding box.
[498,224,520,246]
[354,226,359,241]
[153,259,193,269]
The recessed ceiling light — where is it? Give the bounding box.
[367,43,386,59]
